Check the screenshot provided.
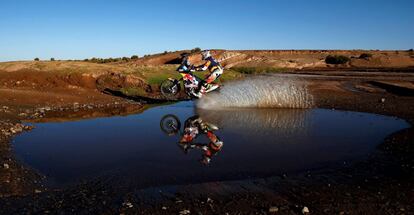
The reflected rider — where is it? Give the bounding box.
[179,115,223,165]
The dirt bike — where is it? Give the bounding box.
[160,66,220,99]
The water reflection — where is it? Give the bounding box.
[12,101,410,188]
[160,114,223,165]
[197,108,310,137]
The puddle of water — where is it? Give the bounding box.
[12,101,410,188]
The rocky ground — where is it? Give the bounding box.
[0,65,414,214]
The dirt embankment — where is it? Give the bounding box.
[0,62,155,108]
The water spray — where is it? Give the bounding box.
[196,76,313,109]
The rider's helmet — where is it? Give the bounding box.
[201,50,211,60]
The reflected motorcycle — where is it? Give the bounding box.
[160,114,223,164]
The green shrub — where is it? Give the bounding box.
[34,58,40,61]
[131,55,139,59]
[104,58,113,63]
[232,67,256,74]
[120,87,147,97]
[325,55,350,64]
[408,49,414,57]
[359,53,372,59]
[84,56,138,63]
[191,47,201,53]
[50,58,55,61]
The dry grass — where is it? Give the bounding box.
[0,61,244,89]
[0,61,122,76]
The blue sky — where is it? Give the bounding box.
[0,0,413,61]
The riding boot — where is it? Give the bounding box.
[192,89,203,98]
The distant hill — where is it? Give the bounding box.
[1,50,413,72]
[125,49,414,69]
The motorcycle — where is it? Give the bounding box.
[159,65,220,100]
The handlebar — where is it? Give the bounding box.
[177,64,198,73]
[189,65,197,72]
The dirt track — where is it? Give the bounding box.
[1,69,414,214]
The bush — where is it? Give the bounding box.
[131,55,139,59]
[191,47,201,53]
[34,58,40,61]
[408,49,414,52]
[50,58,55,61]
[104,58,114,63]
[359,53,372,59]
[83,57,136,63]
[325,55,350,64]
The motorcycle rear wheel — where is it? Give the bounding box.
[160,114,181,135]
[160,79,180,99]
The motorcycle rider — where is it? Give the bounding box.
[194,50,224,97]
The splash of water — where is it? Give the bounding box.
[196,76,313,109]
